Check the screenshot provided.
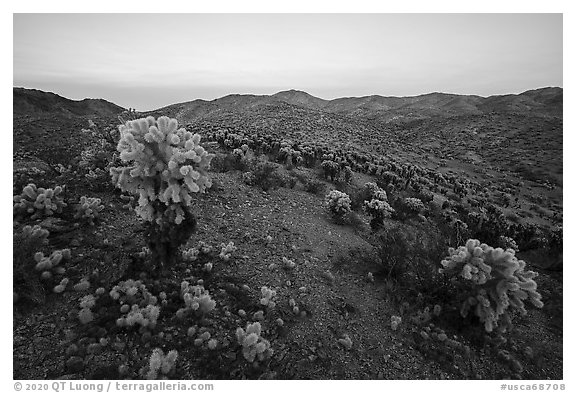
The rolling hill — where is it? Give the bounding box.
[149,87,562,124]
[13,87,126,117]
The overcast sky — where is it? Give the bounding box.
[13,13,562,111]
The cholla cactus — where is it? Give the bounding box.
[403,197,425,215]
[321,160,340,181]
[390,315,402,331]
[73,196,105,224]
[260,286,277,309]
[34,248,71,280]
[363,182,385,200]
[364,198,394,229]
[116,304,161,329]
[325,190,352,219]
[176,281,216,318]
[14,183,67,219]
[236,322,274,363]
[182,247,200,262]
[19,225,49,246]
[145,348,178,379]
[110,116,214,224]
[219,242,236,261]
[110,280,161,330]
[13,225,51,304]
[110,116,214,270]
[78,294,97,324]
[439,239,543,333]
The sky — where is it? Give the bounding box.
[13,13,563,111]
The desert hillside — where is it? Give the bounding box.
[13,87,562,380]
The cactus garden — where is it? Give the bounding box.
[12,84,563,381]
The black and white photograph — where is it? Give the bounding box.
[10,7,566,387]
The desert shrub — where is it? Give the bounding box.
[547,226,562,262]
[325,190,352,221]
[209,153,233,173]
[109,116,214,272]
[371,221,448,296]
[439,239,543,333]
[249,159,285,192]
[304,178,326,195]
[77,121,121,191]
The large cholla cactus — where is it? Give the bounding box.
[325,190,352,219]
[110,116,214,270]
[439,239,543,333]
[110,116,214,224]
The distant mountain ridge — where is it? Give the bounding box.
[13,86,562,121]
[152,87,562,123]
[13,87,125,117]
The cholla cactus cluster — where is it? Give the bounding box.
[73,196,105,224]
[235,322,274,363]
[176,281,216,318]
[219,241,237,261]
[325,190,352,218]
[363,182,384,199]
[14,183,67,219]
[78,294,97,324]
[439,239,543,332]
[110,280,161,330]
[145,348,178,380]
[182,247,200,262]
[260,286,277,309]
[110,116,214,225]
[34,248,71,280]
[182,240,215,262]
[20,225,49,247]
